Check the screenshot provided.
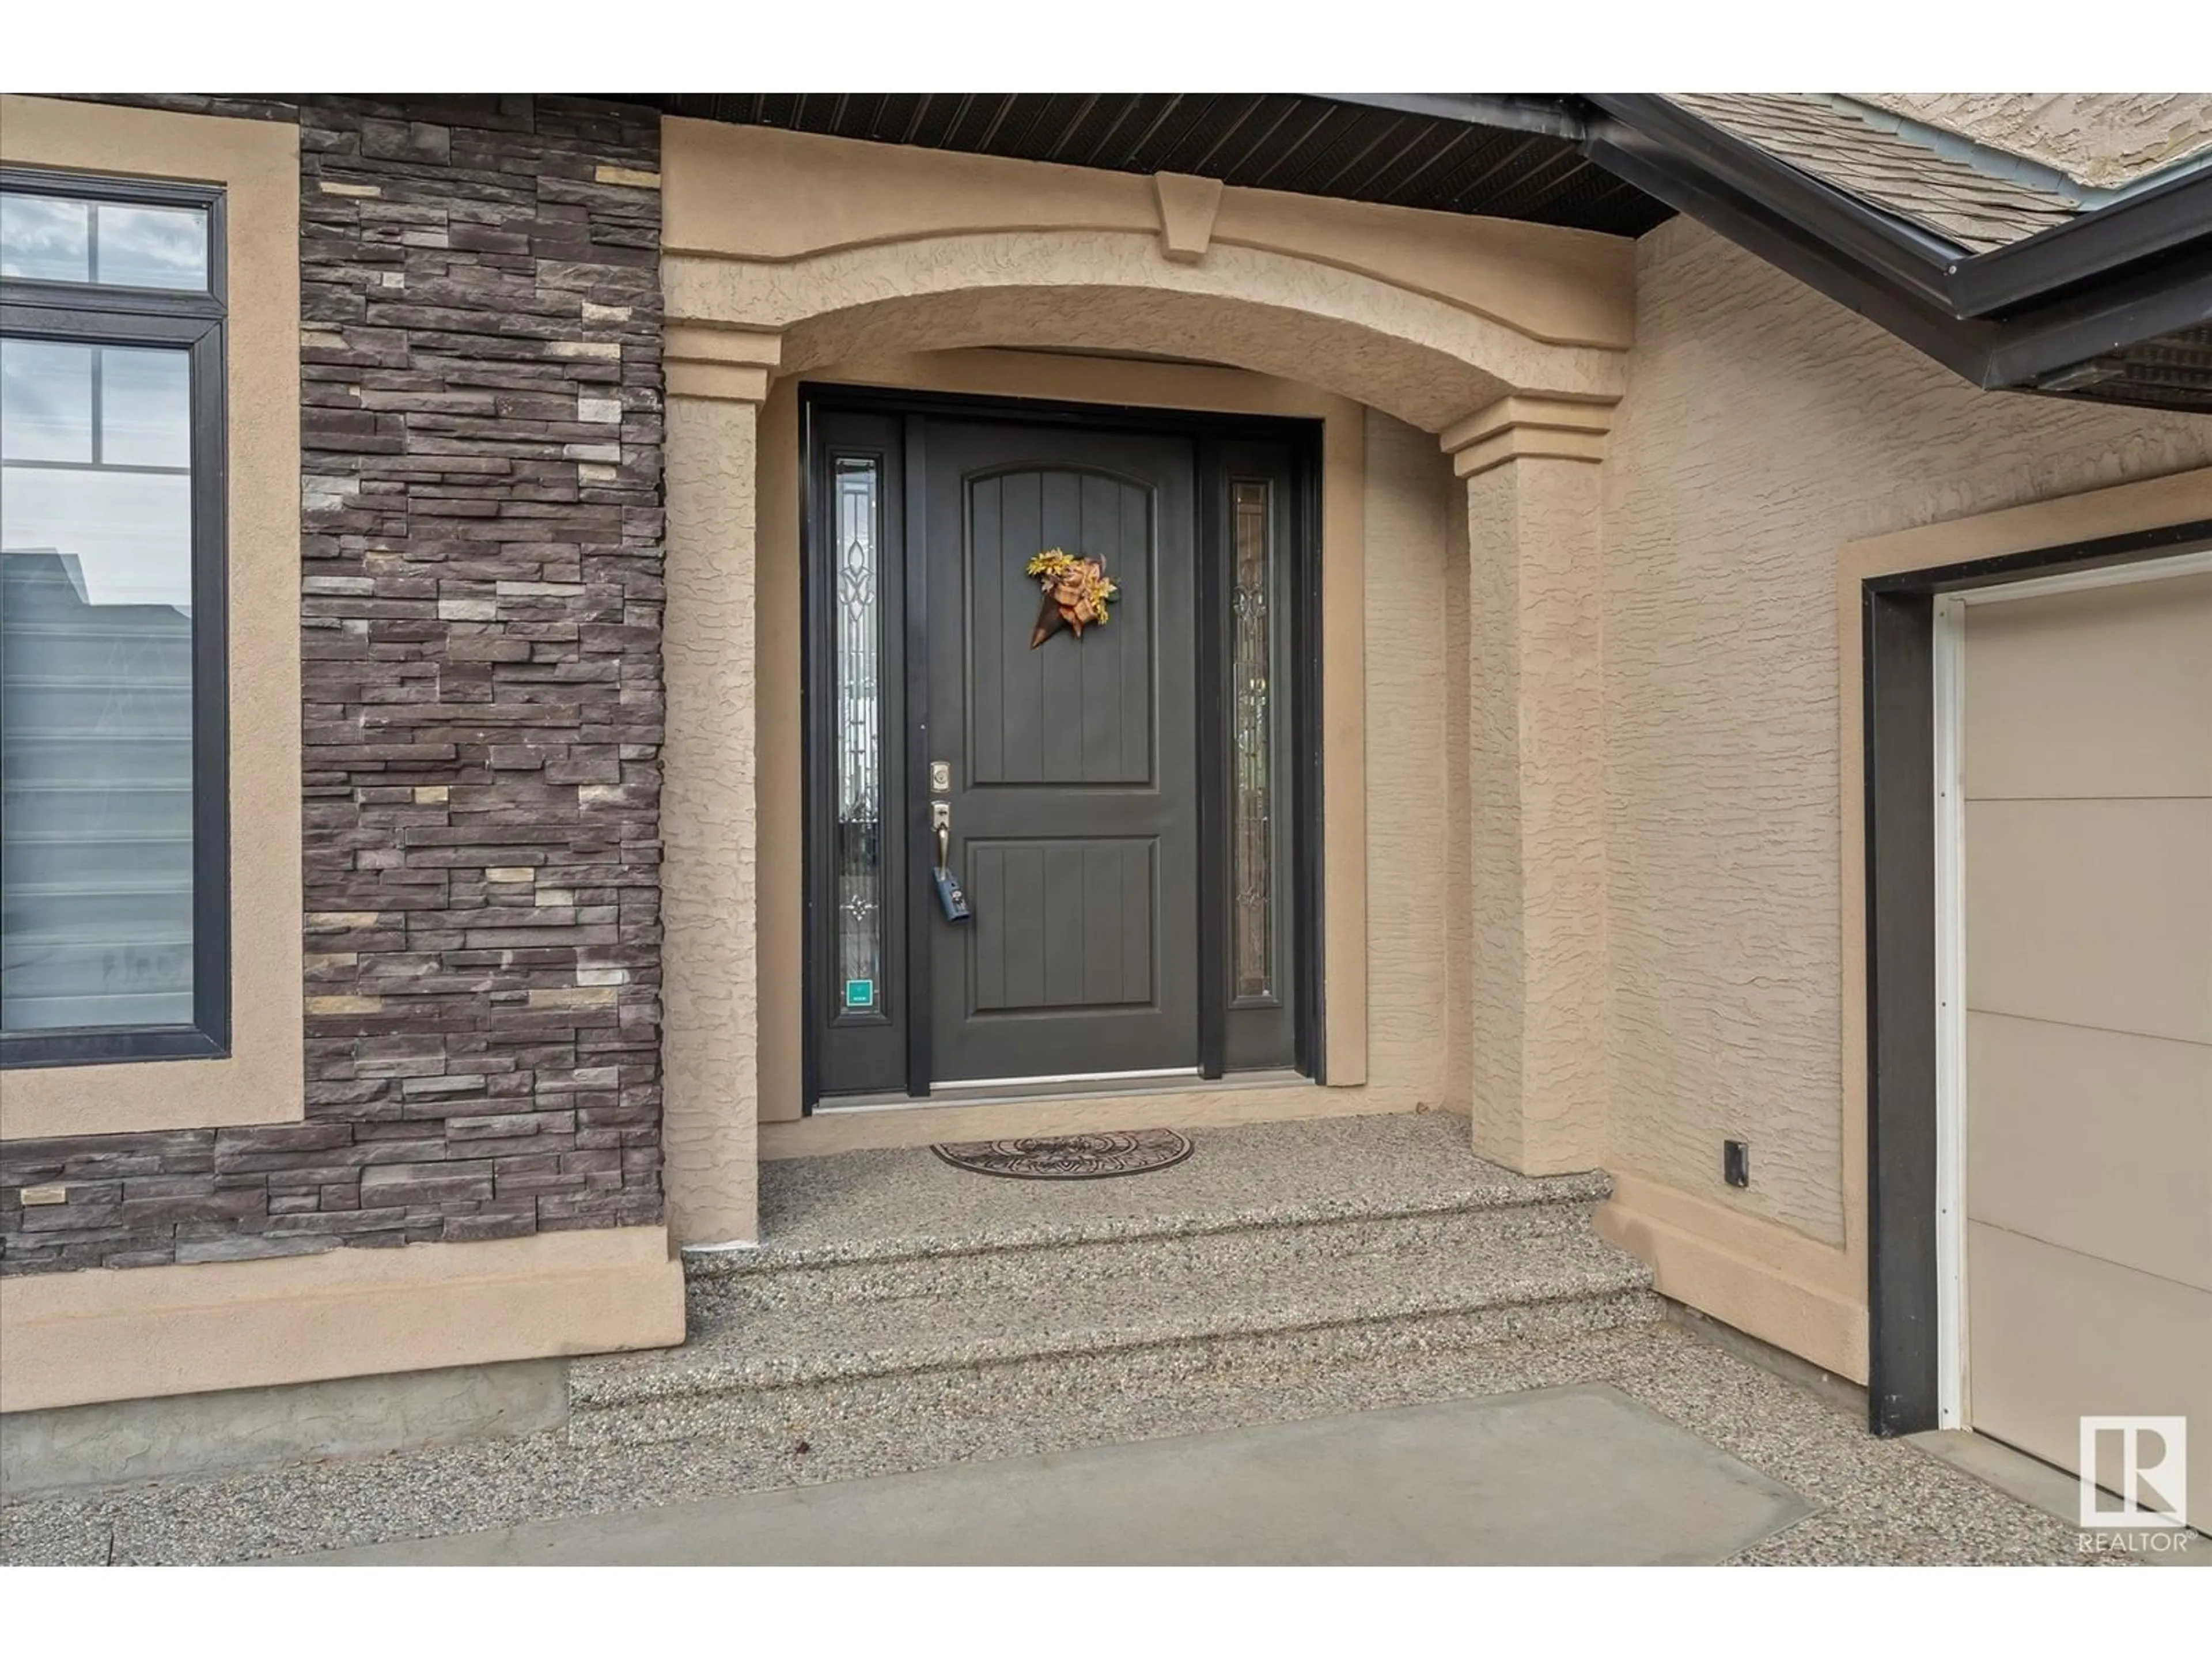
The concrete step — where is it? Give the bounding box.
[681,1111,1618,1312]
[565,1114,1660,1451]
[566,1283,1663,1451]
[685,1173,1613,1318]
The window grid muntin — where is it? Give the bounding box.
[0,168,225,308]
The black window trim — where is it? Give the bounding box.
[1,166,231,1070]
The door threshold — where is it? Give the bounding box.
[814,1069,1306,1115]
[935,1065,1201,1094]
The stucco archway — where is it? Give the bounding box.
[656,118,1631,1244]
[664,231,1628,435]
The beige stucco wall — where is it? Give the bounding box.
[661,396,763,1245]
[1463,456,1609,1175]
[661,121,1634,354]
[1,1226,682,1413]
[1360,408,1460,1115]
[1853,94,2212,188]
[1596,214,2212,1371]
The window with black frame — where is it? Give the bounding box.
[0,169,230,1067]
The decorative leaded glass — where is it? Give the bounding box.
[832,456,884,1014]
[1230,479,1273,1002]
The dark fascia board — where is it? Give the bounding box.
[1584,94,1968,311]
[1585,118,2212,393]
[1950,164,2212,317]
[1979,244,2212,387]
[1578,126,1999,384]
[1320,90,1965,309]
[1586,94,2212,325]
[1312,93,2212,399]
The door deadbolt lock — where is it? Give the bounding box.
[930,760,952,794]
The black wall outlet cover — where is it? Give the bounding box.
[1724,1139,1750,1188]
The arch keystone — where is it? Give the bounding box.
[1154,172,1225,263]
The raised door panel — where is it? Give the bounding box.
[967,467,1154,789]
[967,839,1157,1013]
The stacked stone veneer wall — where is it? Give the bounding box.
[1,96,668,1272]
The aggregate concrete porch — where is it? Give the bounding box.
[567,1113,1655,1446]
[0,1115,2140,1564]
[290,1385,1817,1566]
[744,1111,1590,1253]
[2,1320,2127,1566]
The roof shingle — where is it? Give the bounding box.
[1668,93,2082,253]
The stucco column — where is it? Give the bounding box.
[1444,396,1613,1176]
[661,328,781,1245]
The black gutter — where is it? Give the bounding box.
[1949,164,2212,316]
[1584,112,2212,392]
[1320,93,2212,399]
[1980,245,2212,388]
[1577,123,1995,384]
[1585,94,1968,312]
[1589,94,2212,324]
[1589,98,2212,392]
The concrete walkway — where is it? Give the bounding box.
[0,1321,2152,1565]
[281,1385,1809,1566]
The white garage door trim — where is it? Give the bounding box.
[1931,546,2212,1431]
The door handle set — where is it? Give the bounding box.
[930,799,971,922]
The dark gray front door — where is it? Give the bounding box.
[922,421,1199,1085]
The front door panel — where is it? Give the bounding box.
[923,421,1199,1084]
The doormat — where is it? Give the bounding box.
[930,1129,1193,1180]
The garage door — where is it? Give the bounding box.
[1958,563,2212,1529]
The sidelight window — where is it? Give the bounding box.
[0,171,228,1065]
[830,453,885,1016]
[1229,478,1275,1002]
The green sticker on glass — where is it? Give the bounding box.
[844,978,876,1010]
